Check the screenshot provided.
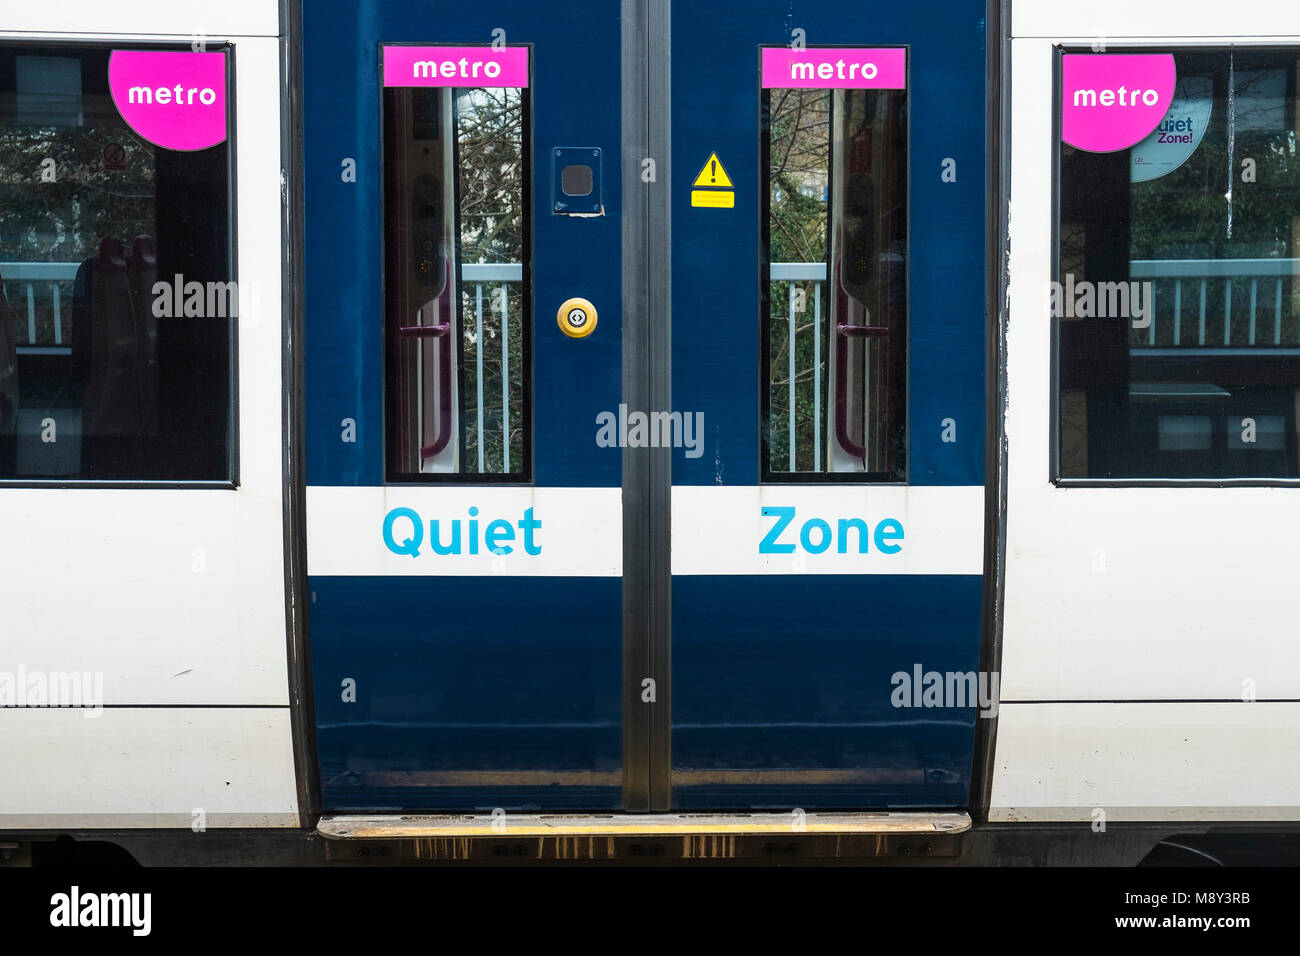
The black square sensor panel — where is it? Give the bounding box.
[552,146,603,215]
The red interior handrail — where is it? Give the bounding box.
[396,256,455,461]
[832,257,890,461]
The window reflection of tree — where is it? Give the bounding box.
[767,88,830,471]
[455,87,525,475]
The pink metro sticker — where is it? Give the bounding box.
[1061,54,1177,153]
[383,46,529,88]
[762,48,905,89]
[108,51,227,152]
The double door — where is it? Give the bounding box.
[301,0,989,812]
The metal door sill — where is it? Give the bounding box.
[317,811,971,861]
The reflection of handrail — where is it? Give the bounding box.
[415,320,452,460]
[1130,258,1300,277]
[769,262,827,281]
[832,257,890,462]
[396,257,455,461]
[834,321,889,460]
[460,263,523,282]
[1128,258,1300,348]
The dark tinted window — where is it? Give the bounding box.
[1057,49,1300,480]
[0,44,234,482]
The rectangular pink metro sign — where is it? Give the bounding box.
[382,46,529,88]
[762,47,906,89]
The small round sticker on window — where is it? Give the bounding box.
[108,51,227,152]
[1130,76,1212,182]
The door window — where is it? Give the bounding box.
[382,47,531,480]
[761,48,908,480]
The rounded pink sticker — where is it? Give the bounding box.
[108,51,227,152]
[1061,54,1177,153]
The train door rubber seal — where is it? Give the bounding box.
[969,0,1009,823]
[621,0,673,812]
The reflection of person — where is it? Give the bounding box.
[0,272,17,435]
[71,235,160,441]
[127,235,160,435]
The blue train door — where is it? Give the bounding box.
[666,0,989,810]
[301,0,989,815]
[302,2,625,811]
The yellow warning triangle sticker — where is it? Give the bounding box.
[692,152,734,189]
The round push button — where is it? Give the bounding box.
[557,297,598,338]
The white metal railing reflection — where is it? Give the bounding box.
[462,262,522,473]
[0,259,524,471]
[1130,258,1300,348]
[771,262,826,471]
[1,261,77,348]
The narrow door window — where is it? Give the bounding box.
[382,50,530,481]
[761,48,908,480]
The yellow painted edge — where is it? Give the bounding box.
[326,821,963,838]
[691,189,735,209]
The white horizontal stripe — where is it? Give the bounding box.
[306,486,622,577]
[671,485,984,575]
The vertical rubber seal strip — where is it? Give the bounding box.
[621,0,673,811]
[281,0,321,826]
[970,0,1010,821]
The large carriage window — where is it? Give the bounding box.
[382,46,530,481]
[0,45,234,482]
[1057,49,1300,480]
[761,47,908,480]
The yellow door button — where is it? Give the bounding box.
[557,297,598,338]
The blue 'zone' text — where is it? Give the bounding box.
[759,506,904,555]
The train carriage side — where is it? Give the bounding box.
[0,2,302,833]
[992,0,1300,826]
[7,0,1300,866]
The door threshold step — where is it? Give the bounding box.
[318,810,971,840]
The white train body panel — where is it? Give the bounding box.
[992,703,1300,823]
[0,708,298,828]
[994,0,1300,822]
[0,7,296,828]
